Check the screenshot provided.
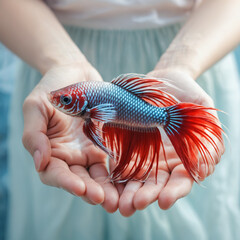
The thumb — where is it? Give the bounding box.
[22,97,51,171]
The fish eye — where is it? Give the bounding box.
[60,95,72,105]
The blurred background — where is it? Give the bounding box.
[0,43,19,240]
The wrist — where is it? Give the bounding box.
[38,47,88,75]
[155,45,202,80]
[34,60,99,94]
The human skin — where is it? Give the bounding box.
[0,0,239,216]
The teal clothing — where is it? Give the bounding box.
[234,45,240,75]
[0,43,18,240]
[7,25,240,240]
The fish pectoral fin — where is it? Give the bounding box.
[111,73,178,107]
[83,119,113,157]
[88,103,117,122]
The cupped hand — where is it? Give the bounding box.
[22,63,118,213]
[118,68,225,216]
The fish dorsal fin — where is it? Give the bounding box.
[111,73,178,107]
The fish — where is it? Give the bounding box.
[48,73,224,183]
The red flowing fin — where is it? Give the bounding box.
[163,103,224,182]
[111,73,178,107]
[88,104,117,122]
[102,123,163,182]
[83,119,113,157]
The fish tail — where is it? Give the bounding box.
[162,103,224,181]
[102,103,224,183]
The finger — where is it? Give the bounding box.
[119,181,143,217]
[89,163,119,213]
[133,170,169,210]
[197,133,224,181]
[198,162,215,180]
[39,157,86,196]
[22,97,51,171]
[115,183,125,196]
[108,158,125,195]
[70,165,105,204]
[158,164,193,210]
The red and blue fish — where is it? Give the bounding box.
[49,74,224,182]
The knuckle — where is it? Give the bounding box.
[22,130,33,151]
[203,95,214,107]
[39,173,48,185]
[22,96,39,113]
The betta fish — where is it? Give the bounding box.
[48,74,224,182]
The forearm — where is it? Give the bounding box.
[0,0,85,74]
[156,0,240,79]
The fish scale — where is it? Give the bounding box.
[80,81,167,127]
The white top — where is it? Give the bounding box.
[45,0,202,29]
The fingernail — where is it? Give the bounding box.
[33,150,42,171]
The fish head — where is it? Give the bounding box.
[48,84,87,116]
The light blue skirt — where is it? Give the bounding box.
[7,25,240,240]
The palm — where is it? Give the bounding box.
[47,111,92,166]
[44,107,115,202]
[23,64,119,212]
[117,69,224,216]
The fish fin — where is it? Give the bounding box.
[88,104,117,122]
[111,73,178,107]
[83,119,113,157]
[102,123,164,182]
[163,103,224,182]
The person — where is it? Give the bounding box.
[0,0,240,239]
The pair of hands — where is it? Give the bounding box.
[22,62,224,217]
